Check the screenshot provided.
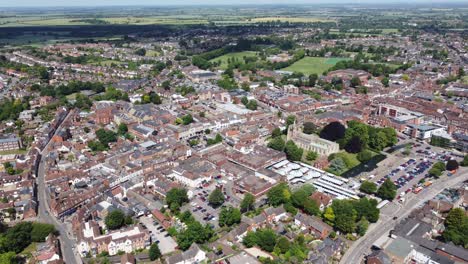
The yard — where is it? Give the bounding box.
[210,51,258,69]
[282,57,349,76]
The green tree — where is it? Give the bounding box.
[323,207,335,226]
[219,206,241,227]
[381,77,390,87]
[350,76,361,87]
[271,127,282,138]
[31,223,56,242]
[117,123,128,135]
[306,151,318,161]
[166,188,189,212]
[240,193,255,213]
[275,236,290,254]
[356,217,369,236]
[303,122,317,135]
[105,210,126,230]
[285,140,303,161]
[376,178,397,201]
[241,96,249,106]
[149,243,162,260]
[208,188,225,208]
[267,183,291,206]
[360,181,377,194]
[0,252,16,264]
[461,155,468,167]
[268,137,285,151]
[286,115,296,128]
[331,200,357,234]
[357,150,373,162]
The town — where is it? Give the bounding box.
[0,2,467,264]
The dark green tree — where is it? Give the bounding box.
[208,188,225,207]
[149,243,161,260]
[240,193,256,213]
[376,178,397,201]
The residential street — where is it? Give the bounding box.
[36,111,81,264]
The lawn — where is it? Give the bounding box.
[282,57,350,75]
[210,51,258,69]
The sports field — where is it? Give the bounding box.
[282,57,349,75]
[210,51,258,69]
[249,17,335,23]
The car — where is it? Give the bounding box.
[393,216,398,220]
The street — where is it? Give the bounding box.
[36,111,81,264]
[340,167,468,264]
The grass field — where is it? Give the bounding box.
[249,17,335,23]
[282,57,349,75]
[210,51,258,69]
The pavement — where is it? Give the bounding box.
[340,166,468,264]
[36,111,82,264]
[138,215,177,255]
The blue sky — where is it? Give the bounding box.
[1,0,466,7]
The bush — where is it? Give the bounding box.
[357,150,373,162]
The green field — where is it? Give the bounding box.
[210,51,258,69]
[282,57,349,75]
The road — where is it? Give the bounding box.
[340,167,468,264]
[36,110,81,264]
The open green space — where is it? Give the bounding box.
[281,57,350,75]
[210,51,258,69]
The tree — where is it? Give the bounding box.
[268,137,285,151]
[306,151,318,161]
[303,122,317,135]
[446,159,459,171]
[135,48,146,56]
[177,221,213,250]
[256,229,278,252]
[291,184,315,209]
[357,150,373,162]
[208,188,225,208]
[429,161,446,178]
[31,223,56,242]
[271,127,282,138]
[242,231,257,248]
[105,210,126,230]
[267,183,291,206]
[286,115,296,128]
[241,96,249,106]
[328,157,347,174]
[442,208,468,248]
[166,188,189,212]
[285,140,303,162]
[240,193,255,213]
[350,76,361,87]
[461,155,468,167]
[303,198,320,216]
[246,100,258,110]
[219,206,241,227]
[275,236,290,254]
[381,77,390,87]
[320,122,346,142]
[356,217,369,236]
[353,198,380,223]
[0,252,16,264]
[360,181,377,194]
[181,114,193,125]
[344,136,363,154]
[331,200,357,233]
[308,73,318,87]
[376,178,397,201]
[149,243,161,261]
[117,123,128,135]
[323,207,335,226]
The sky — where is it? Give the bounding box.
[1,0,466,7]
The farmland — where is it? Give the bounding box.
[282,57,350,75]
